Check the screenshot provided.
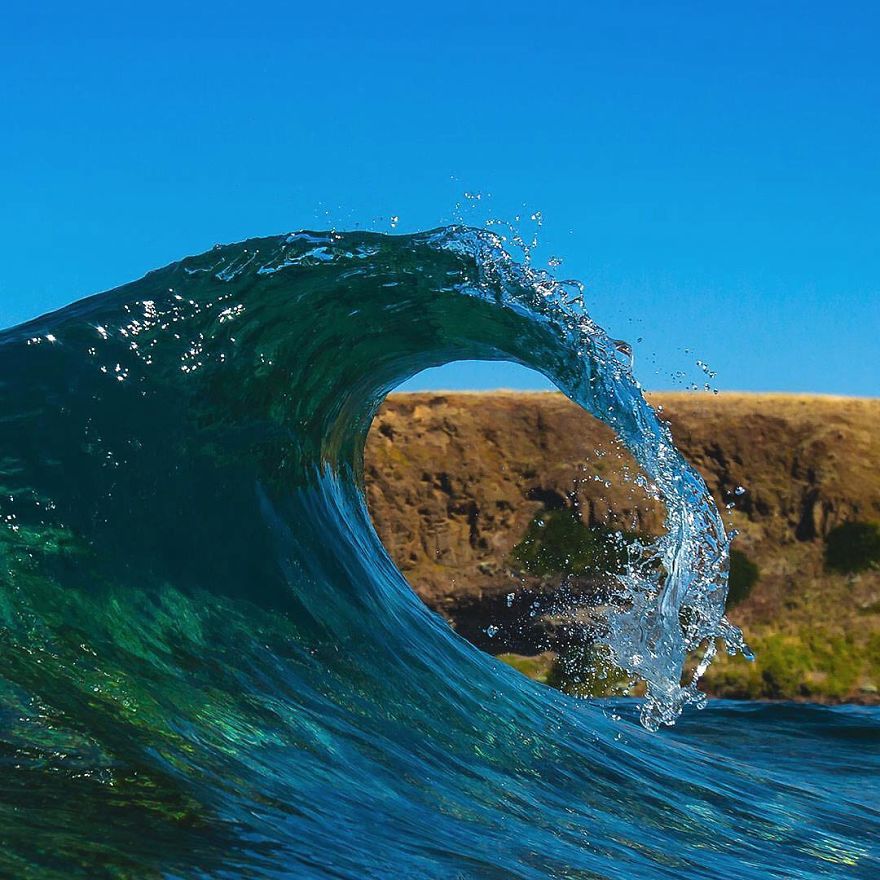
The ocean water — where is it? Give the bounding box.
[0,228,877,878]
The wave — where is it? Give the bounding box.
[0,228,876,879]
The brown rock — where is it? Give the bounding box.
[365,392,880,638]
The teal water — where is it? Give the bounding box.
[0,228,877,878]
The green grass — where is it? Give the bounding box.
[496,652,555,684]
[519,628,878,702]
[699,629,868,700]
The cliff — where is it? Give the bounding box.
[364,392,880,702]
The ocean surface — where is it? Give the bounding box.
[0,228,877,878]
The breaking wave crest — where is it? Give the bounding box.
[0,228,876,879]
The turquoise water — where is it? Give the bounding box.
[0,229,877,878]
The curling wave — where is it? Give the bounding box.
[0,228,877,879]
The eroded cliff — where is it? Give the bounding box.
[365,392,880,701]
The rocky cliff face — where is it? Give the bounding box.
[365,393,661,607]
[364,392,880,701]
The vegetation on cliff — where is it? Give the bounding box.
[727,549,760,607]
[510,509,635,579]
[825,521,880,574]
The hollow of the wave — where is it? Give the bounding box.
[0,227,744,736]
[363,372,673,667]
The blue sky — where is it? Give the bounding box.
[2,1,878,395]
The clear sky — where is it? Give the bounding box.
[2,2,878,395]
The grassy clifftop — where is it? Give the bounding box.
[365,392,880,703]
